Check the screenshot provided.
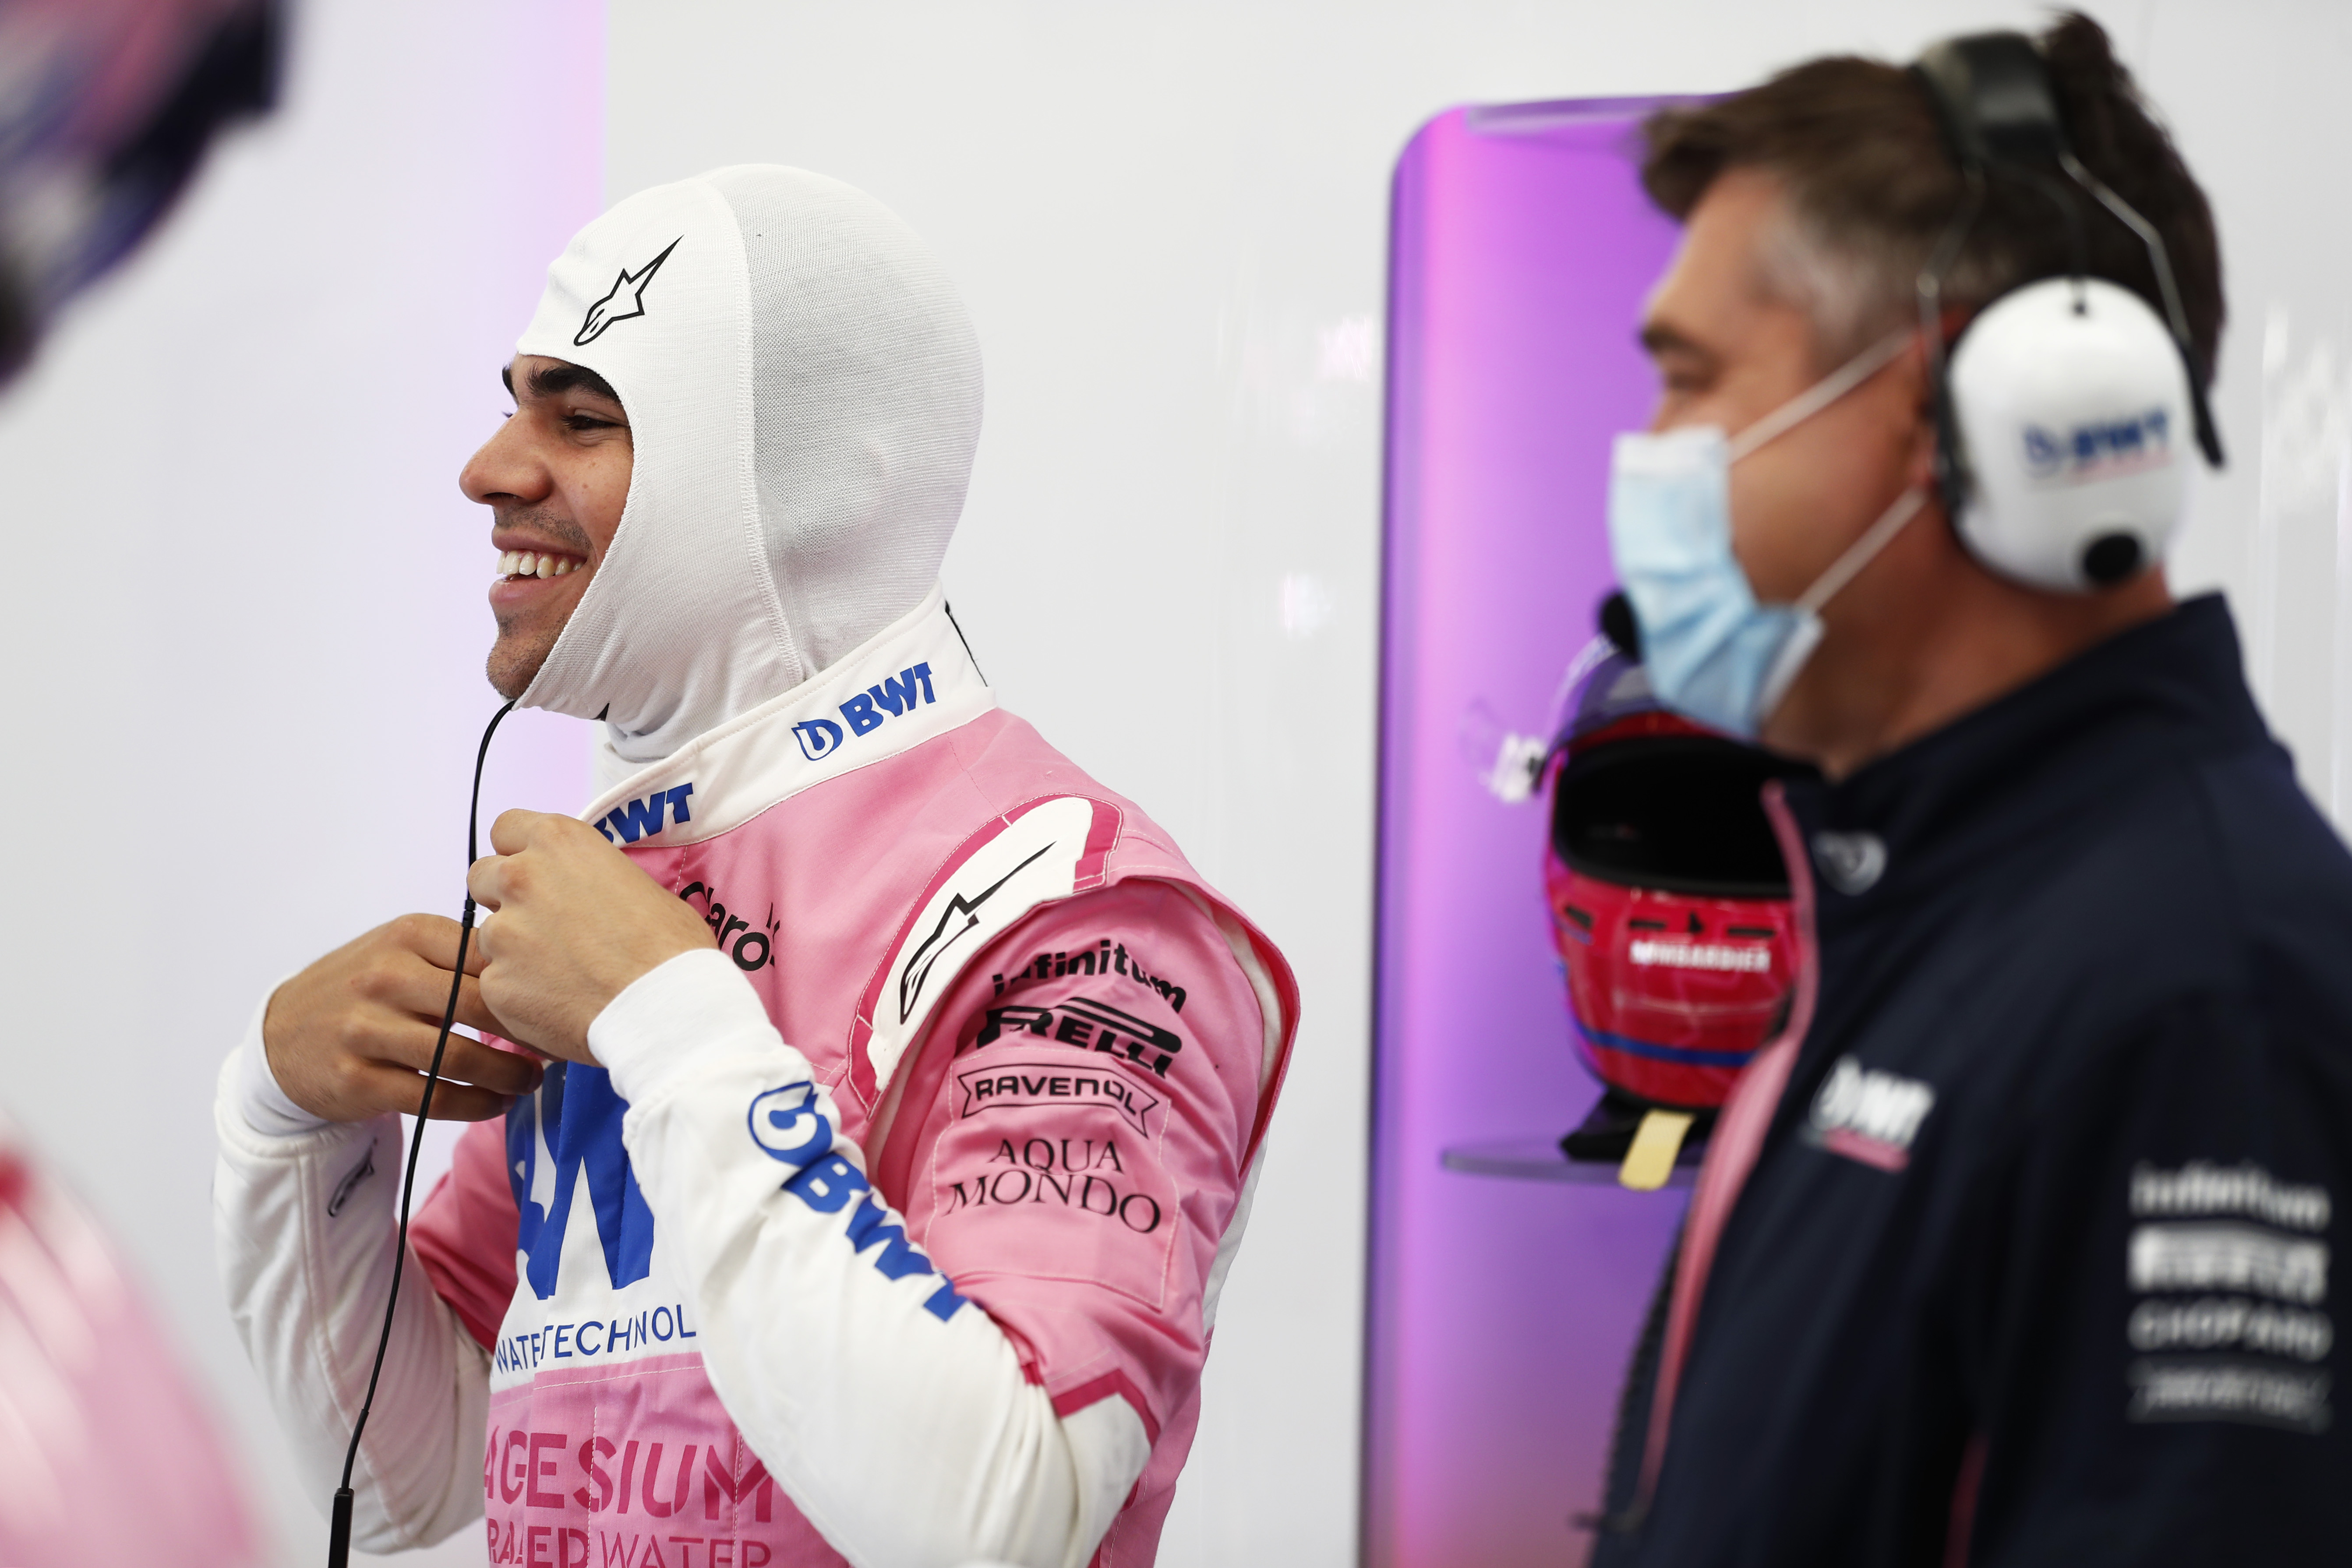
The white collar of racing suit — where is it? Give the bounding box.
[579,585,993,848]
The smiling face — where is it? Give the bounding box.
[461,354,634,698]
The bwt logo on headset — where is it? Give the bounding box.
[2020,407,2173,483]
[793,662,939,762]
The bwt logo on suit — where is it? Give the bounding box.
[794,663,939,760]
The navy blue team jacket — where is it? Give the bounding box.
[1592,595,2350,1565]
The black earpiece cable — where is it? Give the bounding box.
[329,698,516,1568]
[2054,147,2225,466]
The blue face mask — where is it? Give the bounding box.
[1607,332,1924,740]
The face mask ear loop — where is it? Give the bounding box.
[1725,327,1915,465]
[1753,486,1930,728]
[328,696,517,1568]
[1794,486,1931,617]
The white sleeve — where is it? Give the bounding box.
[593,947,1151,1568]
[210,995,490,1552]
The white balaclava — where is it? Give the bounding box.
[512,166,983,770]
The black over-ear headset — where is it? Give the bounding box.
[1910,31,2223,591]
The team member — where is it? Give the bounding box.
[1592,17,2347,1563]
[214,166,1296,1568]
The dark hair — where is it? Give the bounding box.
[1639,13,2222,387]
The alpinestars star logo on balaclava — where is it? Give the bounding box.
[574,236,681,346]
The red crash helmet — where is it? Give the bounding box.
[1543,648,1803,1112]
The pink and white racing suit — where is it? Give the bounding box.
[213,592,1297,1567]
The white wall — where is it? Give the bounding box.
[2,2,2346,1565]
[0,4,602,1564]
[602,3,2352,1564]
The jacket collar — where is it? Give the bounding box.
[1780,595,2273,927]
[577,585,994,848]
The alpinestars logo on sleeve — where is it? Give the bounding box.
[898,841,1057,1024]
[574,237,681,345]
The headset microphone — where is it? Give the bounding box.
[1910,32,2223,593]
[328,698,515,1568]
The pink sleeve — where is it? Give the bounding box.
[873,878,1266,1442]
[8,1142,261,1568]
[409,1116,519,1351]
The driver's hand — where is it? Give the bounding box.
[261,913,541,1123]
[468,809,717,1067]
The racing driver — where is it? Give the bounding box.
[212,165,1297,1568]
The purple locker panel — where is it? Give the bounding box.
[1367,99,1694,1567]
